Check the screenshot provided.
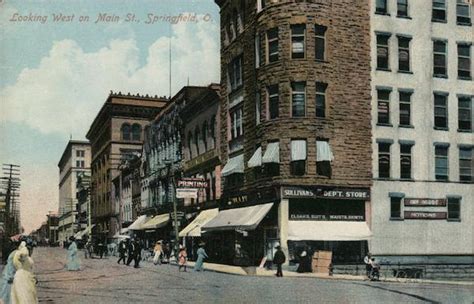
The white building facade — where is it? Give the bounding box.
[370,0,473,265]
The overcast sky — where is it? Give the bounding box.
[0,0,220,233]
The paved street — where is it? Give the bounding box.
[19,247,472,304]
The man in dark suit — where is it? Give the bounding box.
[126,238,136,266]
[273,245,286,277]
[126,238,141,268]
[117,239,128,264]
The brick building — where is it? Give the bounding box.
[86,92,168,240]
[207,0,373,266]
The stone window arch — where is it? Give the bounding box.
[121,123,131,140]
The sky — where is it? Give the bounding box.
[0,0,221,233]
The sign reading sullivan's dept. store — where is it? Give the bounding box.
[282,186,370,200]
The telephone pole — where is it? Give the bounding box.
[1,164,21,237]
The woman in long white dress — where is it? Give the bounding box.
[10,241,38,304]
[67,237,80,271]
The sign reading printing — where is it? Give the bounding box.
[177,178,208,188]
[404,198,446,207]
[282,186,370,200]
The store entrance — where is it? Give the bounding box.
[289,240,368,264]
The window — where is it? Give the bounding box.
[256,92,261,125]
[390,197,402,219]
[202,121,208,151]
[433,40,447,77]
[459,147,473,181]
[268,85,279,119]
[376,34,390,70]
[290,139,307,176]
[435,145,449,180]
[316,82,327,118]
[121,123,131,140]
[376,0,387,14]
[447,197,461,220]
[434,93,448,129]
[255,33,261,68]
[210,115,216,149]
[399,91,412,126]
[316,140,333,177]
[377,89,391,125]
[315,25,327,61]
[195,127,200,155]
[76,160,84,168]
[292,82,306,117]
[267,28,278,63]
[228,55,243,92]
[291,24,305,59]
[400,144,412,179]
[76,150,85,157]
[131,124,141,141]
[398,36,411,72]
[188,131,193,159]
[458,96,472,131]
[230,107,243,139]
[458,44,471,79]
[432,0,446,22]
[397,0,408,17]
[457,0,471,25]
[378,142,391,178]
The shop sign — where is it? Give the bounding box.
[177,178,208,188]
[404,211,447,220]
[289,214,365,221]
[221,188,276,208]
[404,198,446,207]
[282,186,370,200]
[176,188,198,199]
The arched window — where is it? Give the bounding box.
[232,9,239,36]
[131,124,141,141]
[194,126,201,155]
[188,131,193,159]
[121,123,131,140]
[202,121,208,152]
[210,115,216,149]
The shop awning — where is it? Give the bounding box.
[222,154,244,177]
[202,203,273,232]
[288,221,372,241]
[128,215,149,230]
[74,224,95,240]
[140,214,170,230]
[179,208,219,237]
[247,147,262,168]
[262,142,279,163]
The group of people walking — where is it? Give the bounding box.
[117,238,142,268]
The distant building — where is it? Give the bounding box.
[57,140,91,242]
[86,91,168,239]
[47,212,59,245]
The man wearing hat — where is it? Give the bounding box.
[273,245,286,277]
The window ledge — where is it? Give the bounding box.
[447,219,461,222]
[433,74,448,79]
[458,76,472,81]
[457,129,472,133]
[399,178,414,182]
[377,123,393,127]
[434,127,449,131]
[375,12,390,16]
[397,15,411,19]
[459,180,474,184]
[432,19,447,23]
[456,22,472,26]
[376,68,392,72]
[435,179,450,182]
[398,70,413,74]
[315,59,329,63]
[375,177,392,181]
[399,124,414,129]
[390,218,404,221]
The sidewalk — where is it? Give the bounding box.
[173,260,474,287]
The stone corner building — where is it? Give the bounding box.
[86,91,168,239]
[210,0,372,266]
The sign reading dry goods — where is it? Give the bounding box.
[404,198,446,207]
[282,186,370,200]
[404,211,447,220]
[177,178,208,188]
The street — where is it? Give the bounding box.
[18,247,472,303]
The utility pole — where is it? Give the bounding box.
[1,164,21,237]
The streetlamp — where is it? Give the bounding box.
[163,159,180,259]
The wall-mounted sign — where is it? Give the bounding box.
[404,211,447,220]
[404,198,446,207]
[290,214,365,221]
[220,188,276,208]
[282,186,370,200]
[177,178,208,189]
[176,188,198,199]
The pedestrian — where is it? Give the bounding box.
[84,241,92,259]
[194,242,208,272]
[0,239,20,304]
[67,237,80,271]
[364,252,372,278]
[153,241,163,265]
[296,250,312,273]
[273,245,286,277]
[178,245,187,272]
[126,238,141,268]
[117,239,128,264]
[11,241,38,304]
